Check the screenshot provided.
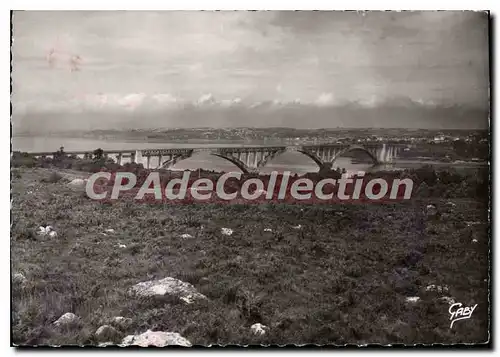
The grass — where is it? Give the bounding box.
[11,167,490,346]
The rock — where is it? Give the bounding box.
[121,330,191,347]
[221,228,233,236]
[405,296,420,303]
[250,323,268,336]
[13,273,27,286]
[53,312,79,327]
[68,178,87,187]
[94,325,120,342]
[37,225,57,237]
[37,226,46,235]
[426,204,438,216]
[98,342,115,347]
[181,234,193,239]
[439,296,456,305]
[180,295,200,304]
[129,277,207,303]
[111,316,133,329]
[425,284,449,293]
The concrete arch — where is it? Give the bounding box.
[160,155,191,169]
[159,151,250,173]
[331,145,379,165]
[255,149,287,169]
[296,150,325,169]
[254,149,325,170]
[210,154,250,173]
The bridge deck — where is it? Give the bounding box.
[18,142,406,156]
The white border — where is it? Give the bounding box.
[5,1,497,10]
[3,1,497,356]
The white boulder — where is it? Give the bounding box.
[53,312,79,327]
[129,277,207,303]
[98,342,114,347]
[68,178,87,187]
[37,225,57,237]
[94,325,120,342]
[405,296,420,303]
[250,323,268,336]
[13,272,27,286]
[425,284,449,293]
[121,330,191,347]
[426,204,438,216]
[439,296,456,305]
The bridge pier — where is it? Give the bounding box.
[252,151,259,169]
[134,150,142,165]
[318,162,333,174]
[245,152,251,167]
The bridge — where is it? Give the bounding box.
[27,142,405,173]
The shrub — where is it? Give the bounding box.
[11,168,22,179]
[41,171,63,183]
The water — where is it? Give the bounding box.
[12,135,486,175]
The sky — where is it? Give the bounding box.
[11,11,489,131]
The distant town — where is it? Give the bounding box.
[60,127,486,144]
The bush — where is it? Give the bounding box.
[11,169,22,179]
[41,171,63,183]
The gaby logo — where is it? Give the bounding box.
[449,302,478,329]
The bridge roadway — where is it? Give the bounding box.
[26,142,406,173]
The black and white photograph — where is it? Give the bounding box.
[10,9,491,347]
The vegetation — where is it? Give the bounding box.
[10,153,490,345]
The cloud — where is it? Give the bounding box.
[11,10,489,129]
[13,91,460,117]
[315,93,336,106]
